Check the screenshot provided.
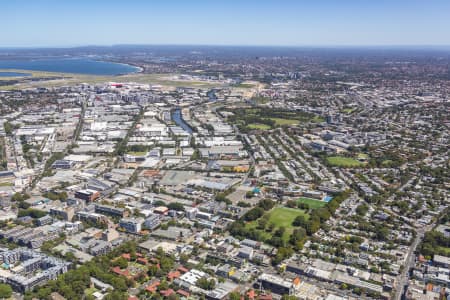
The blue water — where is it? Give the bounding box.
[324,196,333,202]
[0,58,139,75]
[172,109,193,134]
[0,71,31,77]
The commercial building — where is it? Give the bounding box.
[144,214,161,230]
[433,255,450,268]
[119,218,144,234]
[334,272,383,294]
[37,215,53,226]
[51,160,76,169]
[257,273,297,296]
[75,189,100,202]
[50,206,75,221]
[95,204,128,218]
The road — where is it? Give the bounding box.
[232,126,255,184]
[386,177,416,203]
[394,225,431,300]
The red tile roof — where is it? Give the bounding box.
[176,289,190,297]
[137,257,148,265]
[247,289,255,299]
[418,255,427,263]
[160,289,175,297]
[145,281,160,293]
[167,270,181,281]
[111,266,130,277]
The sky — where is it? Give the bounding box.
[1,0,450,47]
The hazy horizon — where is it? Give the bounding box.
[1,44,450,50]
[2,0,450,48]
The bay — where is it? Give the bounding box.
[0,58,139,75]
[0,72,31,77]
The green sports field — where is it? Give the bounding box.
[326,156,364,167]
[297,197,327,209]
[269,118,299,126]
[247,123,272,130]
[246,207,309,242]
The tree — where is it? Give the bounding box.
[237,201,251,207]
[289,228,306,247]
[270,236,284,247]
[191,149,201,160]
[45,191,59,200]
[180,253,189,264]
[18,201,31,209]
[266,222,275,232]
[292,215,307,227]
[229,292,241,300]
[36,287,52,299]
[243,207,264,221]
[160,256,175,273]
[111,277,128,292]
[286,200,297,208]
[305,216,321,235]
[104,291,127,300]
[3,122,13,135]
[297,202,310,210]
[65,251,77,262]
[314,207,331,222]
[215,193,231,205]
[274,227,286,238]
[340,283,348,290]
[258,199,275,210]
[374,224,389,241]
[148,264,158,277]
[113,257,128,269]
[167,202,185,211]
[272,247,293,265]
[257,218,268,230]
[167,294,179,300]
[18,208,47,219]
[154,200,166,207]
[59,191,68,201]
[0,283,12,299]
[11,192,24,202]
[356,203,369,216]
[197,278,216,290]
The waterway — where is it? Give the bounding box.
[0,58,140,75]
[172,108,193,134]
[0,71,31,77]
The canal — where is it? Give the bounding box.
[171,108,193,134]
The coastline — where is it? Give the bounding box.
[0,57,141,76]
[100,59,143,74]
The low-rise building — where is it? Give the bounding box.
[119,217,144,234]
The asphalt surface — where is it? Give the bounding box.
[394,225,430,300]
